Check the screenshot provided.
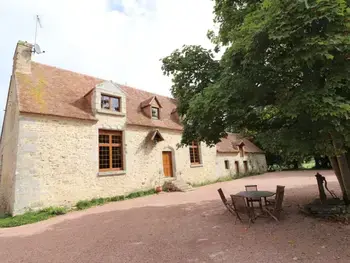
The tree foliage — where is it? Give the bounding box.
[162,0,349,154]
[162,0,350,199]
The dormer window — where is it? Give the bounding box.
[152,107,159,119]
[141,96,162,119]
[239,144,244,157]
[101,94,120,112]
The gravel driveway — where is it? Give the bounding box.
[0,170,349,263]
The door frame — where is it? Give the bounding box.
[161,147,176,178]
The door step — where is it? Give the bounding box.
[164,179,194,192]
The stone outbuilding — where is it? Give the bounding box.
[216,133,267,177]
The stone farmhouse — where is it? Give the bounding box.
[0,41,267,215]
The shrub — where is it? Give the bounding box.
[40,206,68,215]
[110,195,125,202]
[76,200,92,210]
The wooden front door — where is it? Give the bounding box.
[162,151,173,177]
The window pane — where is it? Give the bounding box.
[194,148,199,163]
[112,135,122,144]
[189,146,200,164]
[112,147,122,168]
[99,146,110,169]
[101,95,110,109]
[111,97,120,112]
[189,148,195,163]
[99,134,109,143]
[152,107,159,119]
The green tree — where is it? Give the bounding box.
[162,0,350,202]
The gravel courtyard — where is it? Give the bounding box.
[0,170,349,263]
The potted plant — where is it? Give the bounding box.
[155,185,162,193]
[155,170,162,193]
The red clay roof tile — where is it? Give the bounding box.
[16,62,182,130]
[216,133,264,153]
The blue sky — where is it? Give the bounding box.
[109,0,125,13]
[0,0,214,128]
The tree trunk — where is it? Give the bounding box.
[334,154,350,204]
[329,156,348,203]
[330,135,350,204]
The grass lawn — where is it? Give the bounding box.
[0,207,67,228]
[0,189,157,228]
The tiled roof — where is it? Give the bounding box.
[15,62,182,130]
[120,84,181,130]
[216,133,264,153]
[16,62,100,121]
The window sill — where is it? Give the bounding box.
[98,170,126,177]
[190,164,203,168]
[97,109,126,117]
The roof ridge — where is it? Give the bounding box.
[31,61,104,81]
[119,84,175,101]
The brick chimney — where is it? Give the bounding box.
[13,41,33,74]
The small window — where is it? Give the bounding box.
[101,95,120,112]
[99,130,123,171]
[152,107,159,119]
[224,160,230,169]
[189,141,200,164]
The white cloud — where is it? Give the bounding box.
[0,0,215,127]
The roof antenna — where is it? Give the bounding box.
[33,15,45,54]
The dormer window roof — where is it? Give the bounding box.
[147,129,164,143]
[140,96,162,109]
[140,96,162,120]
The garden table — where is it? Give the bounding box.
[234,190,276,215]
[235,191,275,200]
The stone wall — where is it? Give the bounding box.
[216,152,267,178]
[125,126,217,187]
[0,76,20,214]
[13,80,130,214]
[247,153,268,173]
[13,113,217,214]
